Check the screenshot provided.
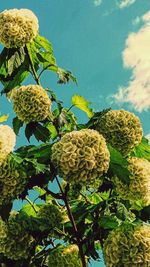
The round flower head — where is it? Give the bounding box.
[48,245,82,267]
[10,85,52,123]
[0,154,28,206]
[113,157,150,207]
[0,8,38,48]
[0,213,34,260]
[51,129,110,184]
[0,125,16,163]
[95,109,143,156]
[37,204,64,232]
[103,223,150,267]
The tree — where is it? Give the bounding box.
[0,8,150,267]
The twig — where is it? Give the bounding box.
[44,187,63,199]
[55,176,87,267]
[38,64,55,79]
[66,104,75,113]
[25,44,41,85]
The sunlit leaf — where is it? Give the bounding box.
[34,186,46,197]
[21,203,40,217]
[46,122,58,139]
[72,95,94,118]
[0,114,9,123]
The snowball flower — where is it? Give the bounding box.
[0,8,39,48]
[10,85,52,123]
[48,245,82,267]
[0,125,16,163]
[103,223,150,267]
[52,129,110,184]
[113,157,150,207]
[95,109,143,156]
[0,213,34,260]
[0,155,28,206]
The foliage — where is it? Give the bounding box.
[0,7,150,267]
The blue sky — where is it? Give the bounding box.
[0,1,150,266]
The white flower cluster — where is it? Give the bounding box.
[52,129,110,184]
[113,157,150,207]
[0,8,39,48]
[103,223,150,267]
[0,125,16,163]
[0,213,34,260]
[0,155,28,206]
[96,109,143,156]
[10,85,52,123]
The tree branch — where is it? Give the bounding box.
[55,176,87,267]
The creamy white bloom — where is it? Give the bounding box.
[0,125,16,163]
[11,85,52,123]
[113,157,150,207]
[52,129,110,184]
[95,109,143,156]
[0,8,39,48]
[103,223,150,267]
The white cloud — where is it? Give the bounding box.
[132,16,141,25]
[94,0,102,7]
[113,11,150,112]
[117,0,136,9]
[146,133,150,143]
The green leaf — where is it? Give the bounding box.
[34,123,50,142]
[15,144,52,162]
[46,122,58,139]
[87,193,103,204]
[99,215,120,230]
[34,35,53,53]
[100,191,110,200]
[6,47,25,76]
[13,117,24,135]
[0,48,8,76]
[0,114,9,123]
[108,144,130,184]
[110,163,130,185]
[37,51,56,66]
[132,137,150,161]
[72,95,94,118]
[34,186,46,197]
[11,154,24,164]
[21,203,40,217]
[25,122,35,142]
[108,144,127,166]
[2,63,29,94]
[27,144,51,160]
[25,158,48,174]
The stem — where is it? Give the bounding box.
[25,45,41,85]
[38,64,55,79]
[66,104,74,113]
[44,187,63,199]
[55,176,87,267]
